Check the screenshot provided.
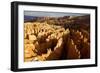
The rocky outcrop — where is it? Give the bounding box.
[24,15,90,62]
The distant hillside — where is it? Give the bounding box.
[24,15,90,31]
[24,16,37,22]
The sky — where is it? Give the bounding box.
[24,11,89,17]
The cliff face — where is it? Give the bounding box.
[24,15,90,62]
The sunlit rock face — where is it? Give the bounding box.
[24,15,90,62]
